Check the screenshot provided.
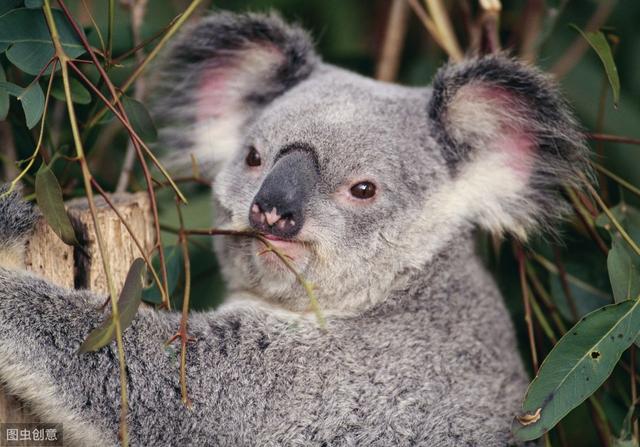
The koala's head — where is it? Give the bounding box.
[154,13,589,314]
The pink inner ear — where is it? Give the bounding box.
[195,44,285,123]
[494,133,536,175]
[466,84,537,177]
[196,67,234,121]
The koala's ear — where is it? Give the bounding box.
[152,12,319,174]
[427,55,591,238]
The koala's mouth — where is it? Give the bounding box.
[256,233,308,264]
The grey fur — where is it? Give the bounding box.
[0,185,38,251]
[0,11,591,447]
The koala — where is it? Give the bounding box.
[0,12,589,447]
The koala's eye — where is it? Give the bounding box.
[349,181,376,200]
[245,146,261,167]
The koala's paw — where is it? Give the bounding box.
[0,184,38,269]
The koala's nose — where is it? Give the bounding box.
[249,202,301,238]
[249,148,318,239]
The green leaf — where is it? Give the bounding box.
[122,95,157,143]
[51,76,91,105]
[614,401,640,447]
[78,258,146,353]
[142,245,182,304]
[117,258,146,331]
[596,203,640,240]
[513,300,640,441]
[0,1,22,16]
[608,237,640,302]
[76,316,116,354]
[0,65,8,120]
[0,80,45,129]
[0,8,85,75]
[18,81,44,129]
[6,42,55,77]
[571,24,621,106]
[24,0,44,7]
[35,165,78,246]
[596,203,640,303]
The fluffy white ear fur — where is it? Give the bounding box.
[428,55,590,239]
[191,45,287,175]
[445,83,536,239]
[151,13,318,179]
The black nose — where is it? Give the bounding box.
[248,149,317,239]
[249,201,301,238]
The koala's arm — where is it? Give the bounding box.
[0,266,300,446]
[0,189,286,446]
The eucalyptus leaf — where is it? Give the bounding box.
[18,80,45,129]
[142,245,182,305]
[78,258,146,353]
[77,317,116,354]
[118,258,146,331]
[0,0,21,16]
[0,8,85,75]
[0,80,45,129]
[6,42,54,77]
[571,24,620,106]
[513,300,640,441]
[596,203,640,303]
[51,76,92,105]
[35,166,78,246]
[608,237,640,303]
[596,203,640,244]
[614,401,640,447]
[0,65,8,120]
[25,0,44,7]
[122,95,158,142]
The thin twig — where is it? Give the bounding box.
[56,2,177,309]
[85,0,205,129]
[165,199,194,406]
[0,121,18,181]
[67,60,186,201]
[90,178,167,305]
[594,74,611,202]
[80,0,106,56]
[375,0,410,82]
[42,2,129,445]
[632,346,639,441]
[406,0,446,55]
[565,186,609,255]
[592,162,640,199]
[1,58,58,197]
[424,0,464,61]
[588,396,612,447]
[478,0,502,54]
[111,17,178,65]
[517,244,538,372]
[528,282,558,343]
[107,0,115,62]
[116,0,149,193]
[531,251,612,302]
[526,263,568,335]
[588,133,640,146]
[553,248,579,321]
[518,0,544,62]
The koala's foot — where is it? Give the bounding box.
[0,185,38,269]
